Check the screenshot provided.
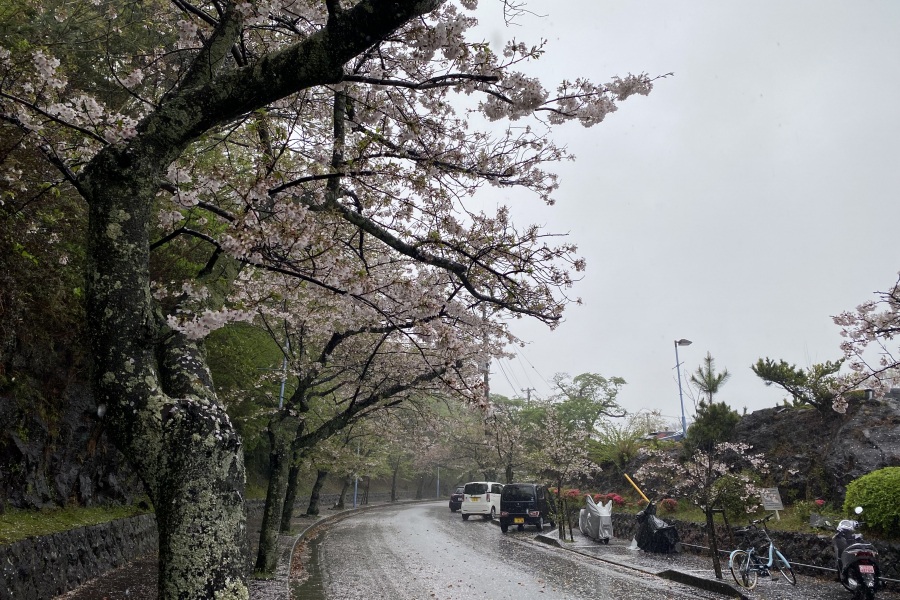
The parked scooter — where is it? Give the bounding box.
[833,506,880,600]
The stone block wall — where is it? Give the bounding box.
[0,514,158,600]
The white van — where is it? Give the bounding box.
[460,481,504,521]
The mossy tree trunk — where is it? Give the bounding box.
[74,3,443,596]
[81,152,249,598]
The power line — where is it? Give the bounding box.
[494,358,519,398]
[515,353,538,392]
[516,347,555,391]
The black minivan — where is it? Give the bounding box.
[499,483,555,532]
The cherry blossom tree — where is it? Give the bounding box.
[484,395,531,483]
[832,273,900,412]
[529,402,598,541]
[0,0,656,595]
[635,443,768,579]
[244,262,503,572]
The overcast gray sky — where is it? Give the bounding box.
[472,1,900,425]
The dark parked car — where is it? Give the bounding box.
[499,483,555,532]
[449,485,464,512]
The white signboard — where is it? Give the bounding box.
[760,488,784,511]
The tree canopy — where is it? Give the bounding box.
[0,0,655,595]
[751,357,843,413]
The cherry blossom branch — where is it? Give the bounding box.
[0,91,108,145]
[342,73,499,90]
[269,171,379,195]
[303,191,560,322]
[347,122,518,181]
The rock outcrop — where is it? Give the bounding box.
[732,391,900,504]
[0,382,142,510]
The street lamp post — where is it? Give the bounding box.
[674,338,692,438]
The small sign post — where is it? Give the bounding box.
[760,487,784,520]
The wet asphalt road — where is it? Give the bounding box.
[296,501,726,600]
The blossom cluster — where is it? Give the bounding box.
[831,272,900,412]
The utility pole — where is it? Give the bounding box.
[482,304,490,404]
[521,387,535,401]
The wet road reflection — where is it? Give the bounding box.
[293,501,723,600]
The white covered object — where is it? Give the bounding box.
[579,496,613,542]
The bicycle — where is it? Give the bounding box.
[729,513,798,589]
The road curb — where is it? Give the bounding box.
[657,569,750,599]
[534,533,561,547]
[532,533,750,600]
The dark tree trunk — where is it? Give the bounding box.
[390,462,400,502]
[505,464,514,484]
[279,463,302,531]
[706,508,723,578]
[254,412,300,574]
[336,477,351,509]
[305,469,329,516]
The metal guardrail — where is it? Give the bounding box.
[680,542,900,586]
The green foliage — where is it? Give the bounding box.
[588,411,663,474]
[0,124,89,433]
[791,500,817,522]
[844,467,900,536]
[206,322,283,459]
[684,400,740,454]
[751,357,843,413]
[689,352,731,405]
[552,372,626,433]
[0,503,151,545]
[712,472,759,520]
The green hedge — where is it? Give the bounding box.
[844,467,900,536]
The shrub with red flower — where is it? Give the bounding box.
[815,498,825,507]
[564,488,581,499]
[660,498,678,513]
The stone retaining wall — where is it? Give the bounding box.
[611,513,900,580]
[0,514,158,600]
[1,492,423,600]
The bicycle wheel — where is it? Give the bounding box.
[730,550,758,590]
[775,551,797,585]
